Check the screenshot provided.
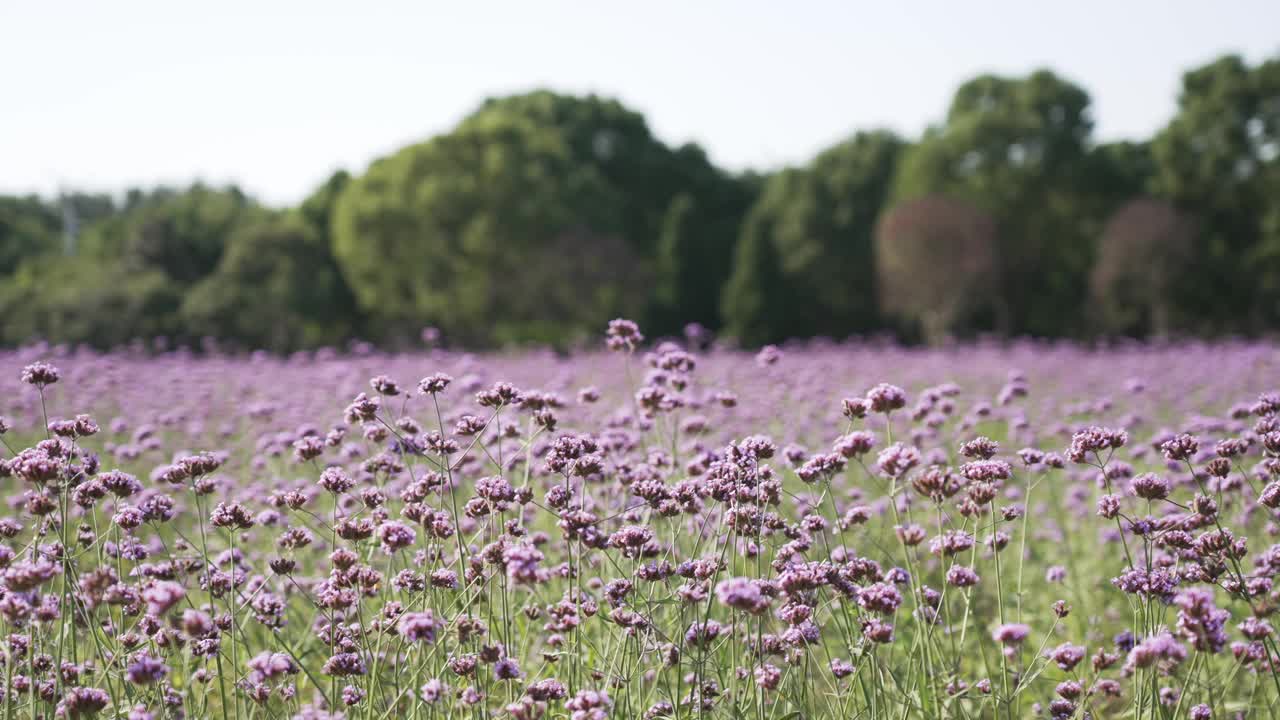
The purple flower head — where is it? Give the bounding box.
[322,652,367,677]
[21,362,60,387]
[503,543,545,585]
[961,459,1011,482]
[1067,426,1128,463]
[606,319,643,352]
[125,655,169,685]
[833,431,876,458]
[857,582,903,614]
[141,581,185,616]
[378,521,417,553]
[398,611,441,643]
[1123,631,1187,675]
[876,443,921,478]
[59,687,110,718]
[991,623,1031,645]
[1161,433,1199,462]
[715,577,771,614]
[1174,588,1230,653]
[565,689,612,720]
[1046,642,1086,671]
[418,373,453,395]
[247,652,297,680]
[866,383,907,413]
[946,565,980,588]
[318,467,354,494]
[493,657,522,681]
[960,436,999,460]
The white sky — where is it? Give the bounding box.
[2,0,1277,206]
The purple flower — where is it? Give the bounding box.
[991,623,1031,645]
[866,384,907,413]
[876,443,921,478]
[833,431,876,458]
[960,437,999,459]
[21,362,60,387]
[1160,433,1199,462]
[1124,631,1187,674]
[1174,588,1230,653]
[1,559,58,593]
[398,611,441,643]
[322,652,367,677]
[1067,426,1128,463]
[1046,642,1086,671]
[420,678,446,703]
[503,543,545,584]
[318,467,355,494]
[141,581,185,616]
[945,565,980,588]
[606,319,643,352]
[857,582,902,614]
[565,689,612,720]
[1112,568,1179,602]
[960,460,1011,482]
[247,652,297,680]
[1260,481,1280,509]
[378,521,417,553]
[125,655,169,685]
[493,658,522,681]
[527,679,567,701]
[59,687,110,718]
[714,578,770,614]
[342,685,366,706]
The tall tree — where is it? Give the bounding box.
[78,184,258,284]
[298,170,352,242]
[891,70,1096,336]
[462,92,753,335]
[0,196,60,275]
[182,216,359,351]
[1151,54,1280,331]
[722,131,904,344]
[332,112,644,345]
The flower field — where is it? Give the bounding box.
[1,327,1279,719]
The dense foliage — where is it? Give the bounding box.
[1,327,1280,719]
[4,54,1280,349]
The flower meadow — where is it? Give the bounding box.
[2,327,1280,720]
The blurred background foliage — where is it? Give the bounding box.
[4,54,1280,351]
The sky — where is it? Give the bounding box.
[2,1,1278,206]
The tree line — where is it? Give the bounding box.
[3,53,1279,351]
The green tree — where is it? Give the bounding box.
[1087,142,1154,209]
[0,195,61,275]
[333,112,644,346]
[462,91,753,335]
[78,184,258,284]
[0,255,181,348]
[181,216,359,351]
[891,70,1096,336]
[722,131,904,344]
[1151,54,1280,330]
[298,170,351,242]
